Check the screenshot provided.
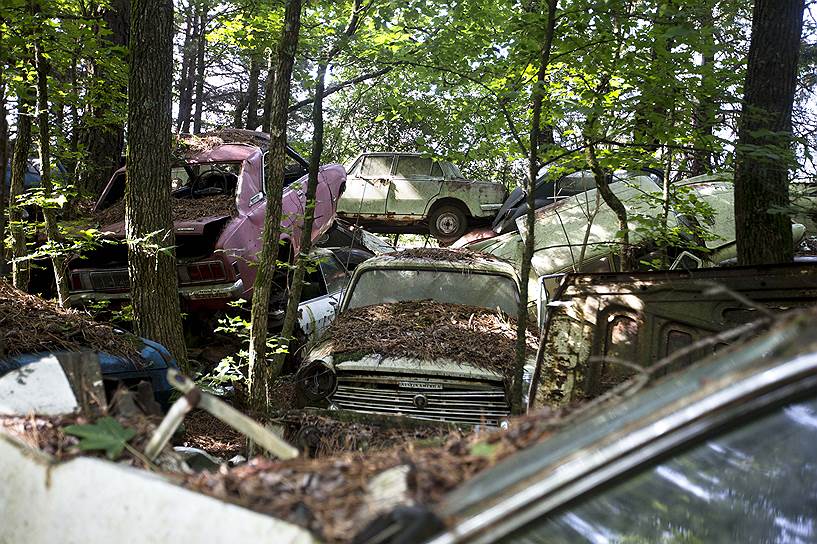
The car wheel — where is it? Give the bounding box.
[429,205,467,241]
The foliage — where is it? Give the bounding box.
[64,416,137,460]
[196,300,288,392]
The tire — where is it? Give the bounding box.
[429,204,468,241]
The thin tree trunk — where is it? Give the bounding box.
[34,34,70,303]
[273,61,327,379]
[176,6,195,133]
[587,142,631,270]
[68,55,79,173]
[513,0,557,415]
[247,0,302,412]
[734,0,804,265]
[192,4,206,133]
[0,58,9,277]
[690,6,716,177]
[10,87,34,291]
[126,0,188,370]
[245,54,261,130]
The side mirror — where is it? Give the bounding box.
[537,273,565,329]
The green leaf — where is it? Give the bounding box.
[64,417,137,460]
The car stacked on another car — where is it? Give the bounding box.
[337,152,507,242]
[296,248,537,427]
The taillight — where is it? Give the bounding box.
[177,261,227,285]
[70,272,83,291]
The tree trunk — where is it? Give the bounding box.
[126,0,188,370]
[10,85,34,291]
[689,6,716,177]
[76,0,129,197]
[0,59,9,277]
[273,61,328,380]
[34,34,70,304]
[192,4,207,133]
[245,54,261,130]
[587,142,632,271]
[247,0,302,413]
[176,6,196,133]
[734,0,804,265]
[513,0,557,415]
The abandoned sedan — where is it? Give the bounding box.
[66,130,346,312]
[337,152,507,241]
[365,307,817,544]
[296,249,536,427]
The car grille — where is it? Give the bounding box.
[89,269,130,291]
[332,375,511,427]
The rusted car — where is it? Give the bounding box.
[66,130,346,311]
[363,306,817,543]
[466,173,807,302]
[337,152,507,241]
[296,248,535,427]
[530,262,817,410]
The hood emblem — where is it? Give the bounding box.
[413,394,428,410]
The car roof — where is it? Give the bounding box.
[433,307,817,538]
[353,249,521,282]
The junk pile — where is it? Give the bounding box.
[0,279,140,361]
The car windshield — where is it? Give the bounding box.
[171,162,241,198]
[345,268,519,315]
[504,394,817,543]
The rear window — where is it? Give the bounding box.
[395,156,432,177]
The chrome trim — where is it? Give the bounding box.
[430,350,817,544]
[479,203,503,211]
[67,279,244,304]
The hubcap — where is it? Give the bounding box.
[436,212,460,235]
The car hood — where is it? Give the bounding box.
[334,355,506,383]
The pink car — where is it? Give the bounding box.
[67,130,346,312]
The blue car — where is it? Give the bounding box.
[4,157,69,190]
[0,338,179,409]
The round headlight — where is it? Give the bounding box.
[296,359,337,402]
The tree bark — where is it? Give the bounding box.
[76,0,129,197]
[689,5,716,177]
[273,61,327,380]
[587,142,632,270]
[0,58,9,277]
[34,31,70,304]
[734,0,804,265]
[10,86,34,291]
[513,0,557,415]
[176,6,196,133]
[247,0,302,412]
[245,54,261,130]
[192,3,207,133]
[126,0,188,370]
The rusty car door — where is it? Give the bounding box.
[337,154,392,217]
[387,155,443,216]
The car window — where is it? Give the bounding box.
[319,254,350,294]
[431,162,444,178]
[360,155,393,178]
[501,394,817,543]
[395,156,433,178]
[557,171,597,195]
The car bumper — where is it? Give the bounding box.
[66,279,245,305]
[480,203,503,212]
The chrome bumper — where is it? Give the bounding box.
[66,279,244,305]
